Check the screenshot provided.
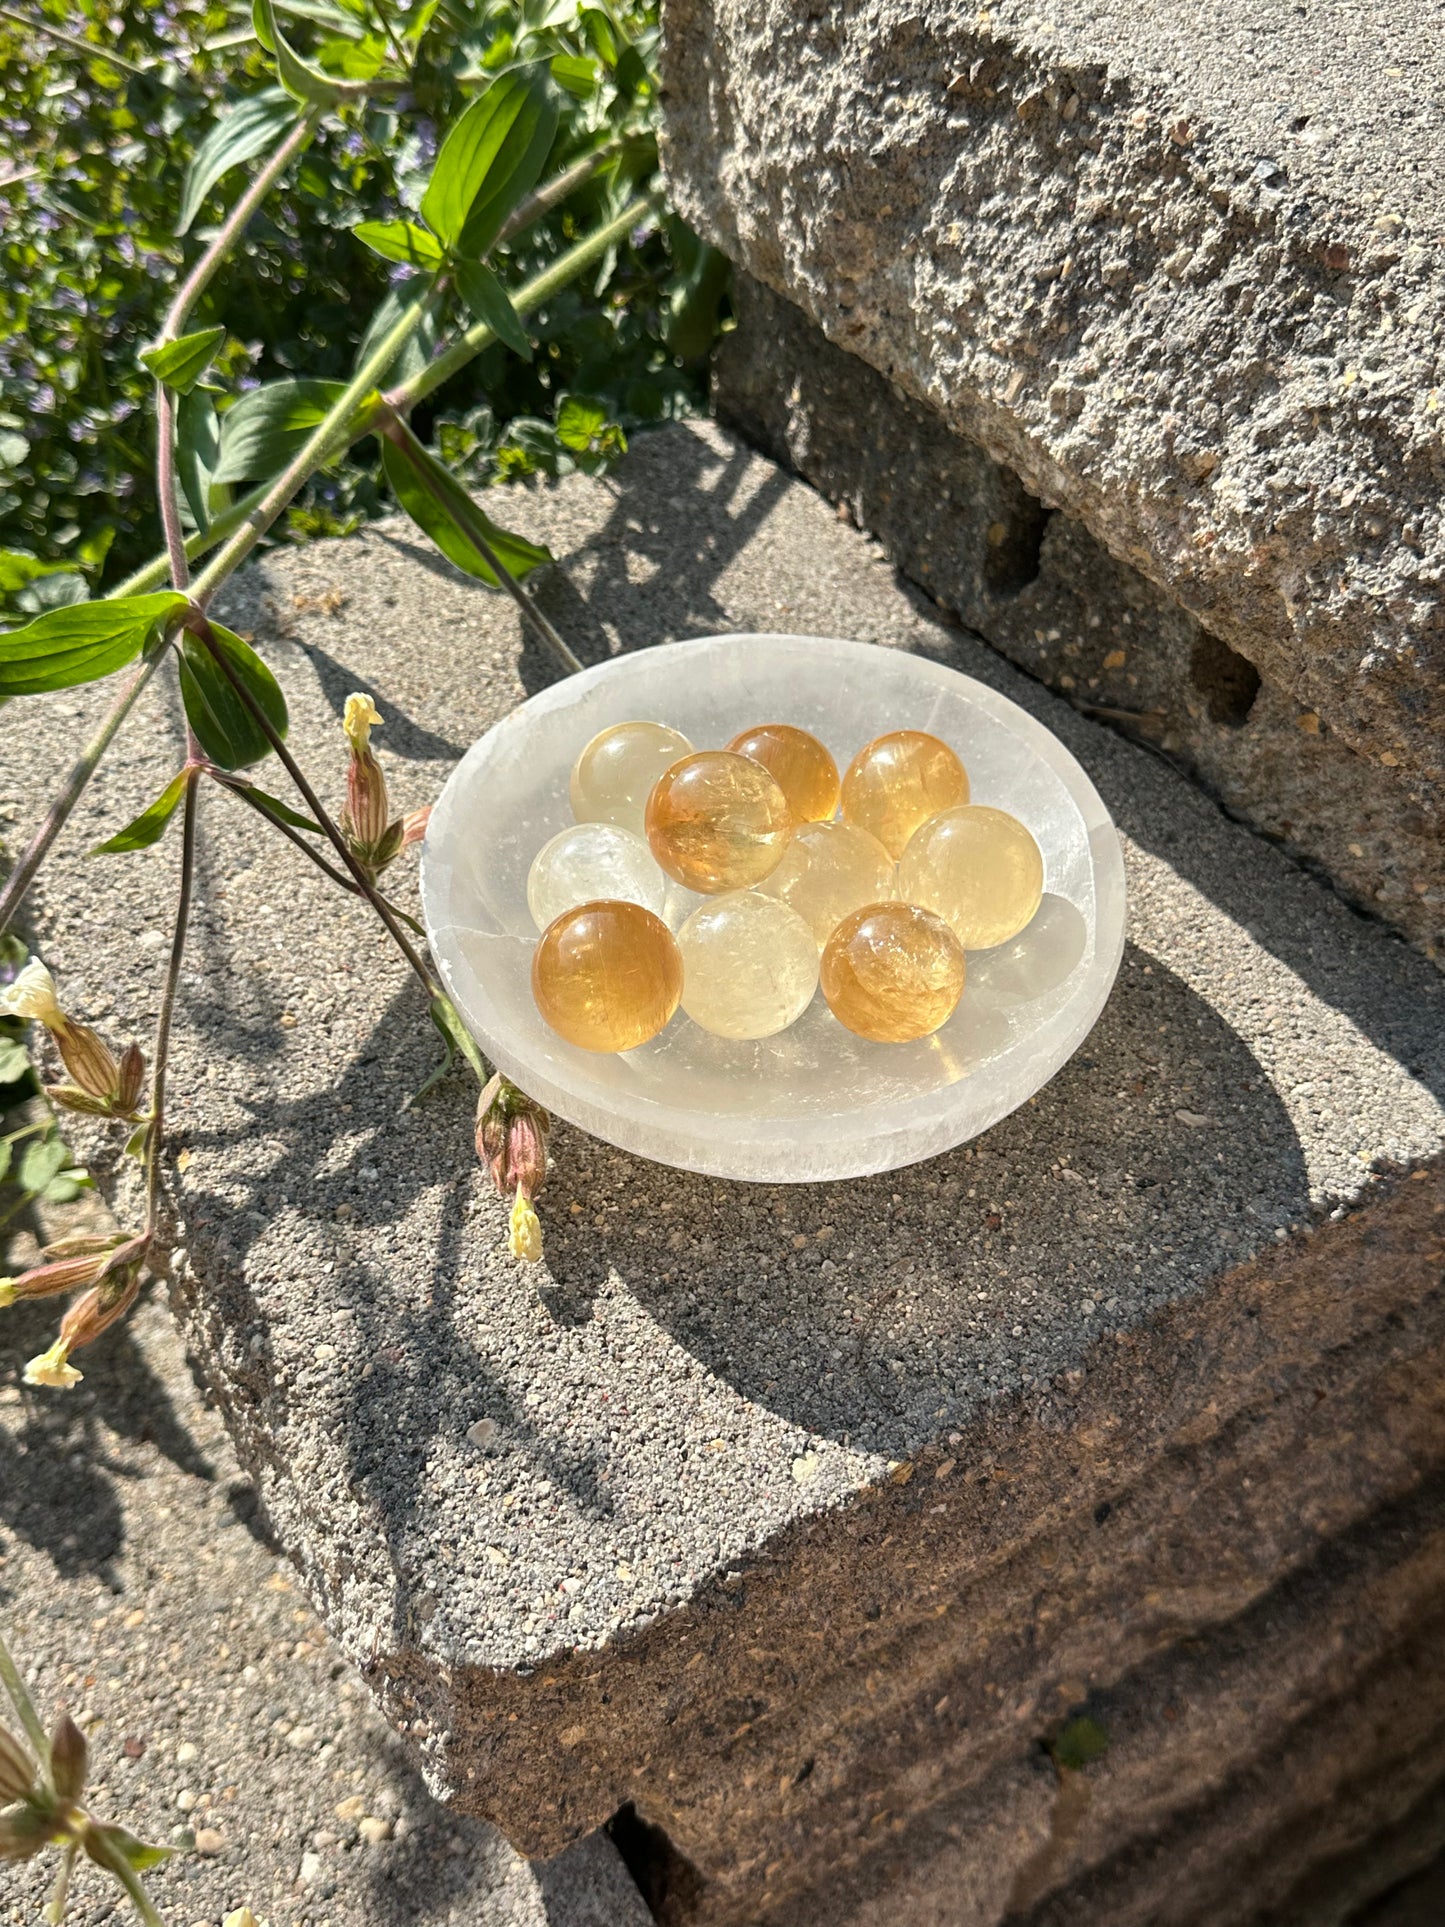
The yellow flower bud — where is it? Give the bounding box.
[23,1338,82,1390]
[508,1187,543,1264]
[343,692,383,755]
[0,958,64,1028]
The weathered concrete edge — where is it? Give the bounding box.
[659,1,1445,802]
[164,1161,1445,1871]
[713,271,1444,965]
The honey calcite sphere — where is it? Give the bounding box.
[645,750,793,894]
[820,901,965,1043]
[531,900,683,1052]
[757,819,897,948]
[840,729,968,859]
[898,804,1044,950]
[678,892,819,1039]
[526,823,666,932]
[726,722,840,823]
[570,721,694,835]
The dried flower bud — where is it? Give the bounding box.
[54,1019,121,1104]
[0,1802,51,1863]
[43,1083,114,1118]
[20,1234,147,1388]
[115,1043,146,1116]
[0,1235,127,1308]
[475,1074,550,1204]
[49,1713,87,1803]
[508,1188,543,1264]
[0,1725,37,1804]
[400,805,431,848]
[342,691,390,853]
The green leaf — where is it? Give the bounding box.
[19,1134,68,1195]
[0,595,186,698]
[86,1823,173,1874]
[420,67,559,255]
[550,54,598,100]
[140,326,228,395]
[1050,1716,1109,1773]
[178,623,289,770]
[178,89,298,235]
[177,387,225,535]
[454,261,532,360]
[253,0,349,104]
[124,1120,152,1161]
[92,771,191,853]
[0,1140,9,1183]
[382,432,551,589]
[0,1036,30,1085]
[580,8,618,66]
[42,1171,89,1204]
[0,551,72,596]
[411,992,485,1104]
[353,219,445,269]
[214,379,348,485]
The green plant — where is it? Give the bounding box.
[0,3,727,1403]
[0,0,719,616]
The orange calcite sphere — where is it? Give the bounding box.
[531,899,683,1052]
[645,750,793,893]
[726,722,840,823]
[820,901,966,1042]
[840,730,968,859]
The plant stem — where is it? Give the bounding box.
[164,108,322,339]
[144,774,198,1232]
[0,649,168,942]
[155,387,191,594]
[188,285,444,606]
[111,197,656,599]
[44,1843,77,1927]
[380,411,583,674]
[0,1625,51,1772]
[187,618,439,994]
[84,1829,166,1927]
[210,773,425,933]
[492,138,629,247]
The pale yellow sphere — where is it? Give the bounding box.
[570,721,693,834]
[840,729,968,859]
[897,804,1044,950]
[678,891,819,1039]
[757,819,897,948]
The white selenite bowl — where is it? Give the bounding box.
[420,634,1125,1183]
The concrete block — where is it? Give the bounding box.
[6,424,1444,1923]
[714,270,1445,963]
[658,0,1445,957]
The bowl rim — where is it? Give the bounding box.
[420,632,1127,1182]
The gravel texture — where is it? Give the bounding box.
[2,421,1443,1891]
[0,1293,649,1926]
[659,0,1445,868]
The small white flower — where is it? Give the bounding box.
[0,958,64,1028]
[23,1340,82,1390]
[343,692,383,754]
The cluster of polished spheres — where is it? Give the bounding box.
[527,720,1044,1052]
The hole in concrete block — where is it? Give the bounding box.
[606,1802,707,1923]
[1190,631,1262,727]
[983,489,1051,597]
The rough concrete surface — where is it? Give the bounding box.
[0,1289,649,1927]
[3,422,1445,1922]
[716,270,1445,962]
[659,0,1445,875]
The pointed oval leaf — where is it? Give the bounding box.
[179,623,289,770]
[420,67,559,255]
[93,770,191,854]
[382,434,551,588]
[177,386,225,534]
[253,0,348,104]
[353,275,440,387]
[0,594,186,697]
[0,551,72,596]
[140,326,227,395]
[214,379,348,485]
[84,1822,173,1874]
[454,260,532,360]
[178,88,299,235]
[353,219,445,269]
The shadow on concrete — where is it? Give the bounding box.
[540,942,1308,1456]
[0,1289,214,1589]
